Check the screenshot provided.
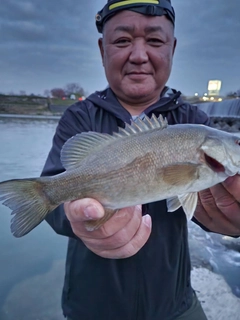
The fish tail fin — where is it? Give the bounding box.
[0,178,55,237]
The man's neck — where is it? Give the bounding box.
[117,97,159,116]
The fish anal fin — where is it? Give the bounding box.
[167,197,181,212]
[84,208,117,231]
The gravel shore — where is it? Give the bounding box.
[192,267,240,320]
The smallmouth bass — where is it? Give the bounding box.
[1,114,240,237]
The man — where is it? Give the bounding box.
[42,1,240,319]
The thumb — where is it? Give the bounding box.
[64,198,104,223]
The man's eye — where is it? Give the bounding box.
[148,38,163,45]
[115,39,130,45]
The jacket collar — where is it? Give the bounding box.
[87,86,183,123]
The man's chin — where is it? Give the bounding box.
[122,87,155,100]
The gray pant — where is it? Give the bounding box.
[175,292,208,320]
[67,292,207,320]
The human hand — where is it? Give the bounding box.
[195,175,240,236]
[64,198,152,259]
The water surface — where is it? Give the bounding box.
[0,118,67,320]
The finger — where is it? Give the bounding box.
[64,198,104,223]
[81,206,142,250]
[196,189,240,235]
[210,183,240,225]
[196,189,217,219]
[194,189,226,231]
[99,205,142,238]
[223,175,240,202]
[194,191,232,232]
[72,205,142,240]
[194,193,213,226]
[92,214,152,259]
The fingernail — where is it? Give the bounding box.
[143,214,151,228]
[84,205,99,219]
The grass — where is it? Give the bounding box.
[50,98,76,106]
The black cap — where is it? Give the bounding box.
[96,0,175,33]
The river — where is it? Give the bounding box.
[0,117,239,319]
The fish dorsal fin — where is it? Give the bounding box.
[61,114,168,170]
[61,132,115,170]
[113,114,167,138]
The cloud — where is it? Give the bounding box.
[0,0,107,94]
[0,0,239,95]
[170,0,240,94]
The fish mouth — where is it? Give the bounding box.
[204,153,225,173]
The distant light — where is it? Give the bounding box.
[210,97,214,100]
[202,96,209,101]
[218,98,223,101]
[204,93,208,96]
[194,93,198,96]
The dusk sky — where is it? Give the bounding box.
[0,0,239,96]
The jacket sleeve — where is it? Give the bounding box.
[41,103,92,238]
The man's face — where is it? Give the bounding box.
[98,10,177,106]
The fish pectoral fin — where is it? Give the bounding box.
[84,208,117,231]
[179,192,198,220]
[167,193,198,220]
[162,163,199,186]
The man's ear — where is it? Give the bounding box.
[98,38,104,66]
[172,37,177,56]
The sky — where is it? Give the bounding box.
[0,0,239,97]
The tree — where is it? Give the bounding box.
[44,89,51,97]
[51,88,65,99]
[65,83,85,97]
[226,90,240,98]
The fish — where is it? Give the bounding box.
[1,114,240,238]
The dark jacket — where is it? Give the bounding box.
[41,87,210,320]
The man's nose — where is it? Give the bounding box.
[129,40,148,64]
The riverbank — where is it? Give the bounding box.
[192,267,240,320]
[0,113,61,120]
[0,94,71,117]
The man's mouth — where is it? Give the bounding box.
[127,72,150,75]
[126,72,151,80]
